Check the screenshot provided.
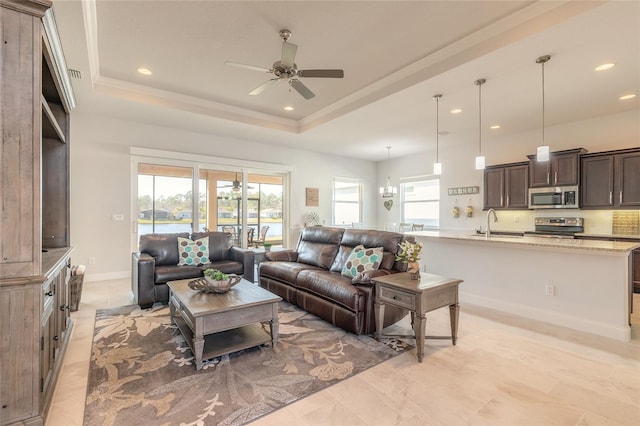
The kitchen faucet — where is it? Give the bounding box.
[486,208,498,237]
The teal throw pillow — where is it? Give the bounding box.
[341,244,383,279]
[177,237,210,266]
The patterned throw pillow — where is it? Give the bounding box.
[341,244,383,279]
[177,237,210,266]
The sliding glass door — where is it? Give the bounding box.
[135,160,286,248]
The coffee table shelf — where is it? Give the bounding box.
[173,313,272,362]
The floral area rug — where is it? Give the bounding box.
[84,302,412,426]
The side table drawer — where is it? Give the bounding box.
[379,286,415,310]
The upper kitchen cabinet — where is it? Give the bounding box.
[581,148,640,209]
[527,148,585,187]
[483,162,529,210]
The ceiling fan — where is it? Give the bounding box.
[225,29,344,100]
[218,173,254,193]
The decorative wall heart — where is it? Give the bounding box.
[384,199,393,211]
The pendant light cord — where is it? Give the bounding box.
[541,60,545,145]
[474,79,486,155]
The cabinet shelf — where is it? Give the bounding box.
[41,95,66,143]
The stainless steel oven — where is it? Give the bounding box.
[524,217,584,238]
[528,185,579,209]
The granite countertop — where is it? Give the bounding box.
[575,233,640,241]
[408,230,640,253]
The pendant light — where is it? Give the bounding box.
[433,94,443,175]
[536,55,551,162]
[474,78,486,170]
[379,146,397,198]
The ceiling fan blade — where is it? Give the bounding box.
[249,78,279,96]
[225,61,271,73]
[298,69,344,78]
[281,41,298,68]
[290,79,315,100]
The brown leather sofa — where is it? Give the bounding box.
[132,231,255,308]
[259,227,414,335]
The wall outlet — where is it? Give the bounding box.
[545,284,555,296]
[88,257,96,265]
[112,213,124,221]
[514,216,519,223]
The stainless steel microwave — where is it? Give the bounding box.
[528,185,579,209]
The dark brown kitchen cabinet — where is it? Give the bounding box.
[634,249,640,294]
[483,162,528,210]
[581,148,640,209]
[528,148,584,187]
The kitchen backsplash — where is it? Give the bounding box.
[612,211,640,235]
[477,210,640,235]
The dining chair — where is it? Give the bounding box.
[254,225,270,247]
[398,223,413,232]
[411,224,424,231]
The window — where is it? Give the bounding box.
[132,148,289,250]
[332,178,362,226]
[401,177,440,228]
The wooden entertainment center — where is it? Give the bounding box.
[0,1,75,424]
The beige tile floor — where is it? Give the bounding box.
[47,279,640,425]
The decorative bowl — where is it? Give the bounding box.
[188,275,242,294]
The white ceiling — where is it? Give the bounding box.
[52,0,639,162]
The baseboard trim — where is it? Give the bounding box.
[460,291,631,342]
[85,271,130,283]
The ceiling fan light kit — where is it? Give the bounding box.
[226,29,344,100]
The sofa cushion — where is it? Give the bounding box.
[177,237,210,266]
[259,261,323,285]
[191,231,232,261]
[139,233,190,266]
[154,265,202,284]
[203,260,244,276]
[296,227,344,269]
[296,270,365,313]
[341,245,383,278]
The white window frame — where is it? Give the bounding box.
[400,175,440,229]
[332,177,363,226]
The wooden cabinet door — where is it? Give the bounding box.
[505,164,529,209]
[483,168,504,209]
[552,152,579,185]
[0,285,40,423]
[581,155,614,208]
[0,6,42,279]
[616,152,640,207]
[528,159,550,187]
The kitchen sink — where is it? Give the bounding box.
[469,232,524,239]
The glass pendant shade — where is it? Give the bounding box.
[537,145,550,162]
[433,162,442,175]
[380,146,396,197]
[475,155,485,170]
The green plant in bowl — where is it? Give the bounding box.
[204,269,228,281]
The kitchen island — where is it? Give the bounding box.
[409,231,640,341]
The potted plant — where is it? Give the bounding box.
[395,241,424,279]
[263,242,273,252]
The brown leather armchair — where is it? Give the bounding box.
[132,231,255,308]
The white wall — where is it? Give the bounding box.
[70,113,378,281]
[71,108,638,281]
[378,109,640,232]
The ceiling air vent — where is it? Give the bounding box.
[68,69,82,79]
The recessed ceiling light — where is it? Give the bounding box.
[137,67,152,76]
[284,106,294,111]
[594,63,615,71]
[490,125,501,129]
[450,108,462,114]
[619,94,636,100]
